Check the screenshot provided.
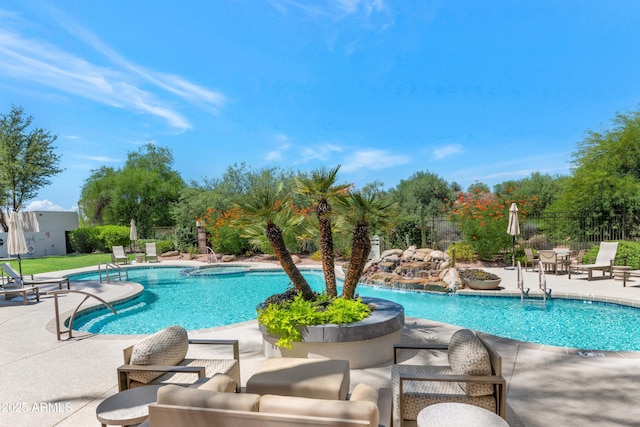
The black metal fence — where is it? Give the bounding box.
[380,212,639,253]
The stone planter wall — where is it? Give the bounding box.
[260,297,405,369]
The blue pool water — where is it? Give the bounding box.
[70,266,640,351]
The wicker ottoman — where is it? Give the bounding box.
[246,357,350,400]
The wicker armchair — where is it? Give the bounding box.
[117,325,240,392]
[392,329,506,427]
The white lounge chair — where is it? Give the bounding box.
[145,242,159,263]
[573,242,619,280]
[112,246,129,264]
[1,263,70,290]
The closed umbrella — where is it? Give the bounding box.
[507,203,520,269]
[129,219,138,252]
[7,211,28,280]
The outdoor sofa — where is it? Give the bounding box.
[140,374,391,427]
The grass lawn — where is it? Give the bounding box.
[2,253,129,275]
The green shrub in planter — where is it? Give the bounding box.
[257,292,371,349]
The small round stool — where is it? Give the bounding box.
[417,403,508,427]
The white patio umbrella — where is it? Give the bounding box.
[507,202,521,269]
[7,211,28,280]
[129,219,138,252]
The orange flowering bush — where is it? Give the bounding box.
[201,207,252,255]
[447,184,536,260]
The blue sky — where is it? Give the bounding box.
[1,1,639,212]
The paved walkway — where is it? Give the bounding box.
[1,261,640,426]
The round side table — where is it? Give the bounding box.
[96,385,162,427]
[417,403,508,427]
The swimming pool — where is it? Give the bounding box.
[70,266,640,351]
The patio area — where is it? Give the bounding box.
[2,260,640,426]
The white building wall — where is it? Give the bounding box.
[0,211,79,259]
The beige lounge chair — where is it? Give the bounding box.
[111,246,129,264]
[145,242,159,263]
[1,263,70,290]
[392,329,506,426]
[117,325,240,392]
[573,242,618,280]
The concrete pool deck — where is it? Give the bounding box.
[2,261,640,426]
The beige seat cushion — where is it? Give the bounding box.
[447,329,493,397]
[349,383,379,404]
[259,393,379,427]
[246,358,350,400]
[392,364,496,422]
[157,385,260,412]
[191,373,237,393]
[128,325,189,384]
[128,358,240,389]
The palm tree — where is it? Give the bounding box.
[338,192,398,299]
[295,165,351,298]
[235,182,315,300]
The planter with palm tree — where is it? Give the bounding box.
[234,165,405,368]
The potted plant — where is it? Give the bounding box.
[231,166,404,367]
[459,268,502,290]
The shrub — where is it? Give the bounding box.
[458,268,501,281]
[99,225,131,251]
[155,240,175,254]
[389,216,424,249]
[175,226,197,252]
[448,184,536,260]
[70,225,129,253]
[447,242,477,263]
[257,292,371,348]
[69,227,102,253]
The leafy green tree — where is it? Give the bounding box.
[78,144,185,237]
[494,173,565,216]
[337,192,398,299]
[0,106,63,230]
[295,165,351,298]
[549,108,640,240]
[234,182,315,300]
[389,171,455,247]
[467,182,490,194]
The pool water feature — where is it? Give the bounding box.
[69,267,640,351]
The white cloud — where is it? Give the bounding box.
[300,143,343,162]
[24,199,76,212]
[81,155,122,163]
[341,149,411,172]
[0,8,226,130]
[433,144,463,160]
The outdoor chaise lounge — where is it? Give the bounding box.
[1,263,70,290]
[117,325,240,392]
[111,246,129,264]
[573,241,619,280]
[392,328,506,427]
[145,242,159,263]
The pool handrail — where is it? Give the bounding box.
[49,289,116,341]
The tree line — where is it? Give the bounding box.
[2,104,639,259]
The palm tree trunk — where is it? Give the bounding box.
[317,199,337,297]
[267,222,315,300]
[342,221,371,299]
